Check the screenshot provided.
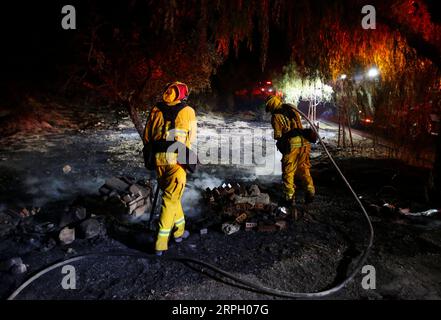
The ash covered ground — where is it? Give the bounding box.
[1,105,441,300]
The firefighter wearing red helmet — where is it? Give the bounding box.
[144,81,197,255]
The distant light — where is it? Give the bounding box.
[367,68,379,78]
[340,74,347,80]
[266,81,272,85]
[268,88,273,92]
[261,88,265,92]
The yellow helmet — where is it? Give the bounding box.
[265,95,283,113]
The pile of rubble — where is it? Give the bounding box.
[0,257,28,275]
[99,176,153,218]
[0,211,20,238]
[0,204,105,276]
[0,207,41,238]
[57,206,105,245]
[0,176,153,277]
[204,183,293,234]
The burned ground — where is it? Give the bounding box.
[1,107,441,300]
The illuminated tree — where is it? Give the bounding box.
[76,0,439,151]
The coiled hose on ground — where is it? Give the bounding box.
[7,109,374,300]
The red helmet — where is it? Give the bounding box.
[163,81,189,102]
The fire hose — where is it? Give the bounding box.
[7,109,374,300]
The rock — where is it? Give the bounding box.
[11,263,27,275]
[63,165,72,174]
[235,203,252,211]
[258,224,278,232]
[99,186,112,196]
[19,208,31,218]
[221,223,240,235]
[232,193,270,207]
[59,207,87,228]
[77,219,102,239]
[245,222,258,231]
[235,213,248,224]
[122,194,133,203]
[30,207,41,216]
[0,212,16,225]
[71,207,87,220]
[40,238,57,252]
[103,177,130,192]
[248,185,261,196]
[66,248,77,255]
[0,257,23,272]
[99,177,153,217]
[132,204,148,217]
[255,193,270,205]
[129,184,148,197]
[275,220,288,230]
[59,227,75,245]
[255,202,265,210]
[0,224,14,237]
[0,212,18,237]
[0,256,28,275]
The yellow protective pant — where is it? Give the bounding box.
[281,145,315,201]
[155,164,187,251]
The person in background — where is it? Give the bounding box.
[265,95,315,211]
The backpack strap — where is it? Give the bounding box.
[155,102,187,137]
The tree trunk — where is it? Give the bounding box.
[126,102,145,142]
[431,131,441,206]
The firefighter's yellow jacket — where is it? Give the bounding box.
[266,95,315,202]
[144,95,197,252]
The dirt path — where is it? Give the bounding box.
[1,111,441,300]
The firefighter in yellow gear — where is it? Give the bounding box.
[144,81,197,255]
[265,95,315,206]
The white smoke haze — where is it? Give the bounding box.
[178,116,286,218]
[24,174,105,207]
[182,171,223,218]
[1,111,334,221]
[195,122,281,174]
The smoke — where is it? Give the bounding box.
[24,174,105,207]
[182,172,223,218]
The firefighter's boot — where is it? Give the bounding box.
[174,230,190,243]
